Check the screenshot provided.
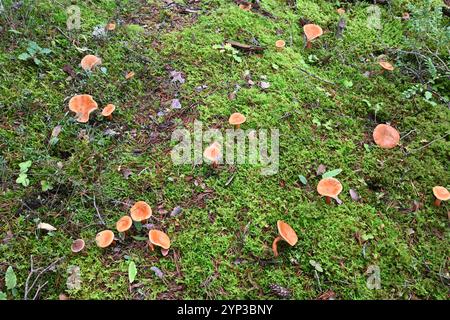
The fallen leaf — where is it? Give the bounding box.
[170,70,185,84]
[260,81,270,89]
[51,125,62,138]
[37,222,56,231]
[66,265,81,290]
[349,189,360,201]
[150,266,164,279]
[125,71,135,79]
[316,164,326,176]
[170,206,183,217]
[171,99,182,109]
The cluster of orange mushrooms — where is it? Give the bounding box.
[68,55,117,123]
[71,201,171,256]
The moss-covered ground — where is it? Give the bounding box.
[0,0,449,299]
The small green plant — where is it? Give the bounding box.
[40,180,53,192]
[4,266,17,299]
[212,43,242,63]
[362,99,383,122]
[18,41,51,65]
[16,160,32,187]
[128,261,137,283]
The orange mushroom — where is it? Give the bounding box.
[303,24,323,49]
[130,201,152,223]
[229,112,246,129]
[106,21,116,31]
[68,94,98,123]
[116,215,133,236]
[275,39,286,52]
[71,239,85,253]
[203,142,221,168]
[101,104,116,120]
[239,3,252,11]
[80,54,102,72]
[337,8,346,15]
[272,220,298,257]
[148,229,171,253]
[95,230,115,248]
[373,124,400,149]
[432,186,450,207]
[379,61,394,72]
[317,177,343,204]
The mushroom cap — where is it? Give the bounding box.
[130,201,152,222]
[106,21,116,31]
[239,3,252,11]
[101,104,116,117]
[337,8,346,15]
[317,177,343,198]
[80,55,102,71]
[303,24,323,41]
[116,215,133,232]
[71,239,85,253]
[277,220,298,246]
[68,94,98,123]
[95,230,115,248]
[148,230,171,249]
[379,61,394,71]
[229,112,246,126]
[433,186,450,201]
[373,124,400,149]
[203,142,221,162]
[275,40,286,48]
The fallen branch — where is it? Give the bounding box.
[93,195,106,226]
[24,256,64,300]
[225,40,265,53]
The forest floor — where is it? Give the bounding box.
[0,0,449,300]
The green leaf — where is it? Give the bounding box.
[342,80,353,88]
[40,180,53,192]
[0,292,6,300]
[362,234,374,241]
[131,235,147,241]
[272,63,279,70]
[424,91,433,100]
[298,175,307,185]
[5,266,17,290]
[40,48,52,54]
[18,53,31,61]
[33,57,42,65]
[128,261,137,283]
[19,160,32,173]
[309,260,323,273]
[16,173,30,187]
[322,169,342,178]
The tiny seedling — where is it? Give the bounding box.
[212,43,242,63]
[16,160,32,187]
[18,41,52,65]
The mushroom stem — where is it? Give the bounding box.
[106,114,112,120]
[234,124,240,130]
[149,242,154,251]
[212,161,218,169]
[306,41,312,49]
[272,236,282,257]
[434,198,441,207]
[325,196,331,205]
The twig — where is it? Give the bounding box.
[407,132,449,154]
[299,68,337,86]
[93,195,106,226]
[24,256,64,300]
